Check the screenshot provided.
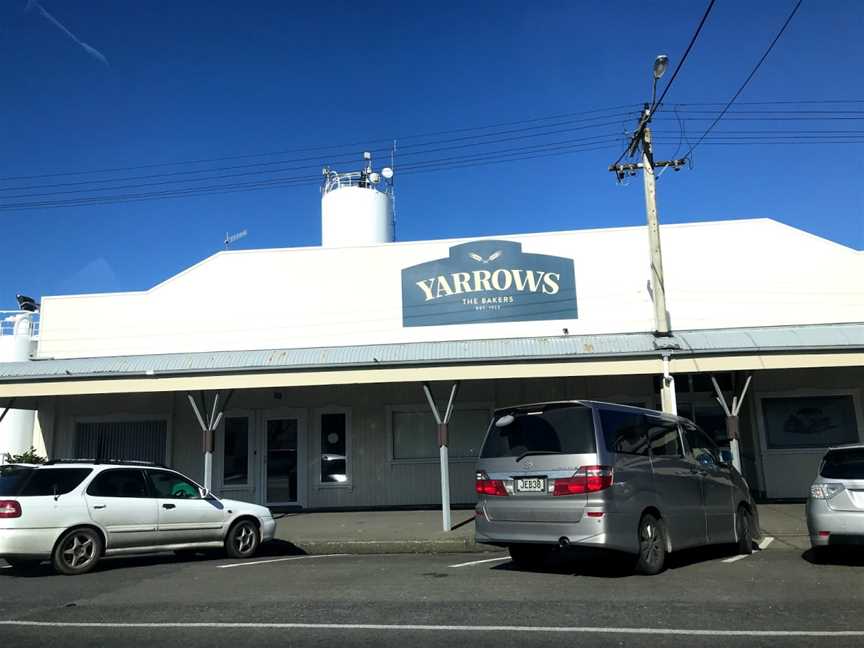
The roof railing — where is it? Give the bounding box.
[0,311,39,338]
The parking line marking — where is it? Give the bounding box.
[449,556,510,568]
[218,554,350,569]
[721,554,750,564]
[759,536,775,550]
[2,621,864,637]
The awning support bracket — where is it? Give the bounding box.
[423,381,460,532]
[711,375,752,473]
[187,390,234,492]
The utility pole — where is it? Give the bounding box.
[609,55,687,415]
[610,104,686,338]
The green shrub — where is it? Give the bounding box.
[3,447,47,464]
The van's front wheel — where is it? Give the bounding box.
[635,513,667,575]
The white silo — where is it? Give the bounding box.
[321,152,394,247]
[0,308,37,462]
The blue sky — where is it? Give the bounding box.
[0,0,861,307]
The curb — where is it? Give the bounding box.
[283,538,492,555]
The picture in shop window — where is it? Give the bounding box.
[763,395,859,449]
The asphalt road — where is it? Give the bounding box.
[2,544,864,647]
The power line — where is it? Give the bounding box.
[0,104,639,183]
[0,112,634,195]
[0,139,623,211]
[611,0,717,166]
[666,100,864,106]
[0,129,625,201]
[682,0,804,160]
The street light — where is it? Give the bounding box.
[653,54,669,79]
[651,54,669,106]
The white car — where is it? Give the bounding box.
[0,461,276,575]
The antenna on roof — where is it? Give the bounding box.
[224,229,248,249]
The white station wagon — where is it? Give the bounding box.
[0,461,276,575]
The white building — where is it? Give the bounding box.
[0,171,862,506]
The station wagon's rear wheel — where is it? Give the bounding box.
[635,513,667,575]
[736,507,754,555]
[52,528,102,576]
[225,519,260,559]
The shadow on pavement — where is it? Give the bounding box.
[493,548,634,578]
[802,547,864,566]
[493,542,751,578]
[0,539,308,578]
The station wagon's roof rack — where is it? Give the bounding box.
[43,458,166,467]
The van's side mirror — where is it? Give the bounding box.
[199,487,211,499]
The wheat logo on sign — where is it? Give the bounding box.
[468,250,503,264]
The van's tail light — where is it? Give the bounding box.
[475,471,508,497]
[553,466,613,496]
[0,500,22,518]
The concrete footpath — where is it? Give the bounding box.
[273,503,810,555]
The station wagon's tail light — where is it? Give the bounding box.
[475,471,508,497]
[553,466,613,496]
[810,483,845,499]
[0,500,22,518]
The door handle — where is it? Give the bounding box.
[162,503,176,510]
[93,504,107,510]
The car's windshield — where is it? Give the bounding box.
[820,448,864,479]
[480,406,596,459]
[0,465,35,496]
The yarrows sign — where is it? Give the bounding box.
[401,240,577,327]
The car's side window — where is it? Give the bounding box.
[647,418,683,457]
[147,470,202,499]
[86,469,148,498]
[683,425,721,467]
[599,409,650,456]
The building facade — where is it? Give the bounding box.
[1,218,862,505]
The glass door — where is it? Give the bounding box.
[263,413,304,506]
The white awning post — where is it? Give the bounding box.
[711,375,751,474]
[187,390,234,493]
[423,382,460,532]
[660,354,677,415]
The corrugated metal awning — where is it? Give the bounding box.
[0,323,861,400]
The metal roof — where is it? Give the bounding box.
[0,323,861,383]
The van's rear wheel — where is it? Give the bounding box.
[508,544,549,569]
[635,513,667,575]
[736,507,754,555]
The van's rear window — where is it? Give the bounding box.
[480,406,596,458]
[820,449,864,479]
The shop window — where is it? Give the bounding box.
[599,409,649,456]
[762,395,859,449]
[392,408,490,460]
[75,420,167,464]
[320,411,349,484]
[223,417,249,487]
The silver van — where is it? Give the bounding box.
[474,401,759,574]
